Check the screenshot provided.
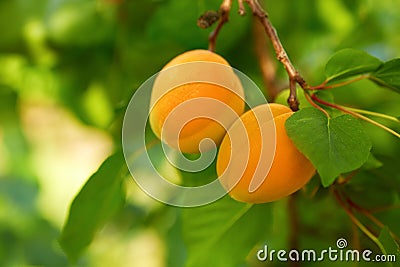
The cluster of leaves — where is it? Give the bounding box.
[287,48,400,187]
[60,47,400,267]
[285,48,400,264]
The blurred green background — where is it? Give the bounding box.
[0,0,399,266]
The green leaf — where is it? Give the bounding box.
[182,196,272,267]
[343,155,400,210]
[362,153,383,170]
[325,48,382,83]
[285,108,372,187]
[370,59,400,93]
[378,227,400,267]
[59,151,126,262]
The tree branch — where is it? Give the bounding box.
[244,0,307,111]
[238,0,246,15]
[205,0,307,110]
[288,194,301,267]
[208,0,232,52]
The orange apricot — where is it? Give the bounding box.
[149,49,245,154]
[216,103,315,203]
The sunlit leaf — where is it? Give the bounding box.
[274,88,312,109]
[317,0,355,38]
[285,108,372,187]
[59,151,126,262]
[45,0,115,46]
[325,48,382,83]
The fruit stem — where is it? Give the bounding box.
[311,94,400,139]
[304,91,331,118]
[308,75,369,90]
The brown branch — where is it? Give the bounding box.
[206,0,307,109]
[238,0,246,15]
[208,0,232,52]
[288,194,301,267]
[351,222,361,251]
[336,170,359,185]
[344,196,400,243]
[332,187,381,246]
[244,0,307,111]
[253,19,281,100]
[368,204,400,213]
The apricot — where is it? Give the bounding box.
[216,103,315,203]
[149,49,245,154]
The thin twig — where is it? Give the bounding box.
[369,204,400,214]
[309,75,369,90]
[208,0,232,52]
[342,106,400,123]
[311,94,400,138]
[336,170,359,185]
[344,197,400,243]
[304,91,330,118]
[238,0,246,15]
[332,188,386,254]
[244,0,308,111]
[351,222,361,251]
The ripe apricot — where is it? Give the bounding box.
[149,49,245,154]
[216,103,315,203]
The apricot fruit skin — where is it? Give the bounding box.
[216,103,315,203]
[149,49,245,154]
